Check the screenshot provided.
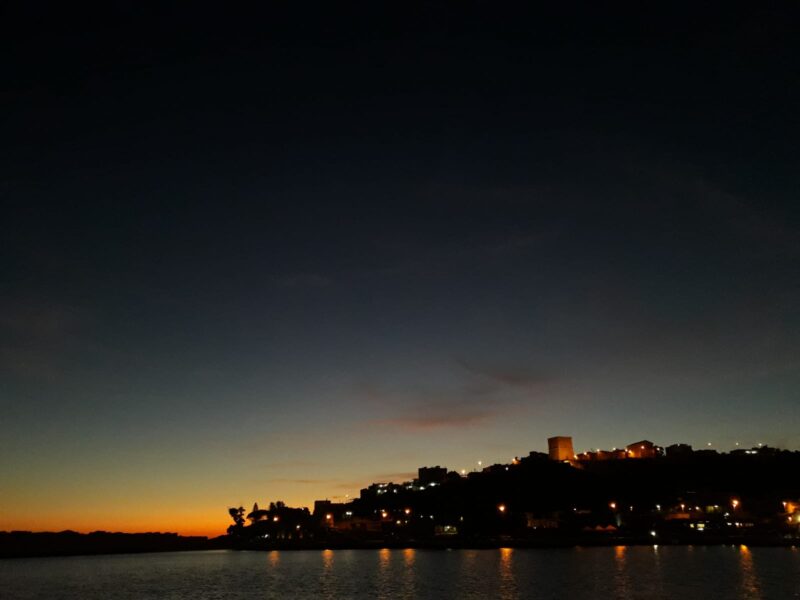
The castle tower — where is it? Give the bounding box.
[548,436,575,461]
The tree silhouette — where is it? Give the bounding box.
[228,506,245,527]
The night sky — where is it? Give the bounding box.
[2,3,799,536]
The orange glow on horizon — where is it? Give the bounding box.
[0,512,233,539]
[0,485,351,539]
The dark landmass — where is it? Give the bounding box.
[0,531,228,559]
[227,447,800,551]
[6,446,800,557]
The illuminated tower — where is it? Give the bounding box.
[548,436,575,461]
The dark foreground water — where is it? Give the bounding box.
[2,546,800,599]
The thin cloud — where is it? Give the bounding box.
[372,408,496,432]
[369,471,417,482]
[355,371,518,433]
[261,459,321,470]
[457,359,553,388]
[266,478,337,485]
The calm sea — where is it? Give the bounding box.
[2,546,799,599]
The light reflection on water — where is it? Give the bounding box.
[739,545,762,600]
[2,546,799,599]
[318,548,335,599]
[613,544,631,599]
[376,547,392,600]
[498,547,517,600]
[402,548,417,598]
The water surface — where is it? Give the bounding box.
[3,545,799,599]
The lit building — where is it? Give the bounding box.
[576,449,626,461]
[626,440,659,458]
[548,436,575,461]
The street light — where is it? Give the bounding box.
[498,504,507,513]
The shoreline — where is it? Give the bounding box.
[231,533,800,552]
[4,538,799,560]
[4,529,798,559]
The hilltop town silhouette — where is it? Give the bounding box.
[225,436,800,549]
[5,435,800,558]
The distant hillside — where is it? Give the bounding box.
[0,531,227,558]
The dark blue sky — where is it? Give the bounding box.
[1,2,799,534]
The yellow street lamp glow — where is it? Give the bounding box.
[498,504,507,513]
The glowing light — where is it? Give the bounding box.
[650,530,657,537]
[609,502,617,510]
[325,514,332,520]
[273,516,279,522]
[731,499,740,509]
[498,504,507,513]
[404,508,411,515]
